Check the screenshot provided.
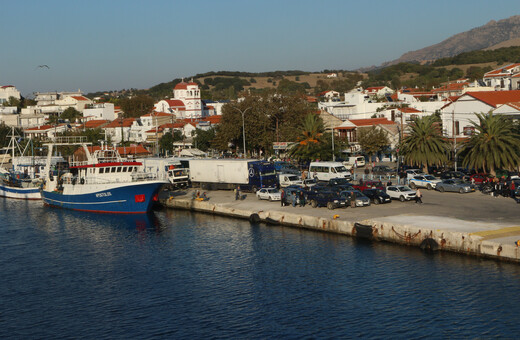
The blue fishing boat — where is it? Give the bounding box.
[40,138,169,213]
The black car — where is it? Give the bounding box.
[372,165,396,176]
[440,171,465,180]
[308,191,348,210]
[362,188,392,204]
[327,177,355,191]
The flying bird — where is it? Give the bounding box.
[36,65,50,69]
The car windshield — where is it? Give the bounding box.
[267,189,279,193]
[397,186,411,191]
[424,175,436,180]
[335,166,348,173]
[287,175,299,180]
[333,178,348,184]
[260,170,276,176]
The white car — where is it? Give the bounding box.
[405,169,424,179]
[386,185,417,202]
[409,174,442,190]
[256,188,281,201]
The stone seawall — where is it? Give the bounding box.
[160,197,520,263]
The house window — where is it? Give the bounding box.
[463,126,475,136]
[455,121,460,136]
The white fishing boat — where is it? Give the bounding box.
[0,128,50,200]
[40,137,169,213]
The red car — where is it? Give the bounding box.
[353,180,385,191]
[469,173,492,184]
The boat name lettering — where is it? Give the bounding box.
[96,192,112,197]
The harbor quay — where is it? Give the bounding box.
[160,188,520,263]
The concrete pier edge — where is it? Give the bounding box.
[160,197,520,263]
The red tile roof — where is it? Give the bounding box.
[25,124,54,131]
[350,118,395,127]
[81,119,110,129]
[500,101,520,111]
[1,85,14,88]
[398,107,422,113]
[71,96,90,101]
[201,115,222,124]
[174,82,188,90]
[433,82,468,92]
[484,63,520,77]
[103,118,135,128]
[465,90,520,108]
[165,99,185,108]
[142,111,173,118]
[366,86,385,92]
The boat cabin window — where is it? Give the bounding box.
[111,167,116,173]
[99,168,104,174]
[122,167,127,172]
[117,167,122,173]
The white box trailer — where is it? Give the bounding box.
[188,159,277,191]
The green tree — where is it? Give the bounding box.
[3,96,20,107]
[288,113,325,160]
[462,112,520,177]
[193,127,216,151]
[159,130,183,155]
[120,94,155,118]
[213,92,313,156]
[60,107,82,122]
[401,115,449,173]
[357,126,390,158]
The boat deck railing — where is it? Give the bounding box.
[61,172,168,185]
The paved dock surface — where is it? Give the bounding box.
[160,187,520,261]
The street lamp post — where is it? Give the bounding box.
[445,97,457,171]
[331,126,335,162]
[236,107,250,158]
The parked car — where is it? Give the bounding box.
[281,187,306,206]
[405,169,424,179]
[362,188,392,204]
[298,178,317,188]
[386,185,417,201]
[339,190,371,207]
[327,177,355,191]
[409,174,442,190]
[308,191,348,210]
[436,179,475,193]
[278,173,303,188]
[353,180,385,192]
[470,173,492,184]
[440,171,466,180]
[256,188,282,201]
[372,165,396,176]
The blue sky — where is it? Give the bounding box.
[2,0,520,96]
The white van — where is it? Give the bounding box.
[309,162,352,181]
[347,156,365,167]
[278,173,303,187]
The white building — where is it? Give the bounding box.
[0,85,21,104]
[82,102,117,121]
[440,90,520,139]
[483,63,520,91]
[154,81,221,119]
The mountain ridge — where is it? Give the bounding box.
[380,15,520,68]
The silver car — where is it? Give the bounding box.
[436,179,475,193]
[340,190,371,207]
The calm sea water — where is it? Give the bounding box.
[1,198,520,339]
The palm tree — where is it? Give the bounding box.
[289,113,324,160]
[462,112,520,177]
[401,115,448,173]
